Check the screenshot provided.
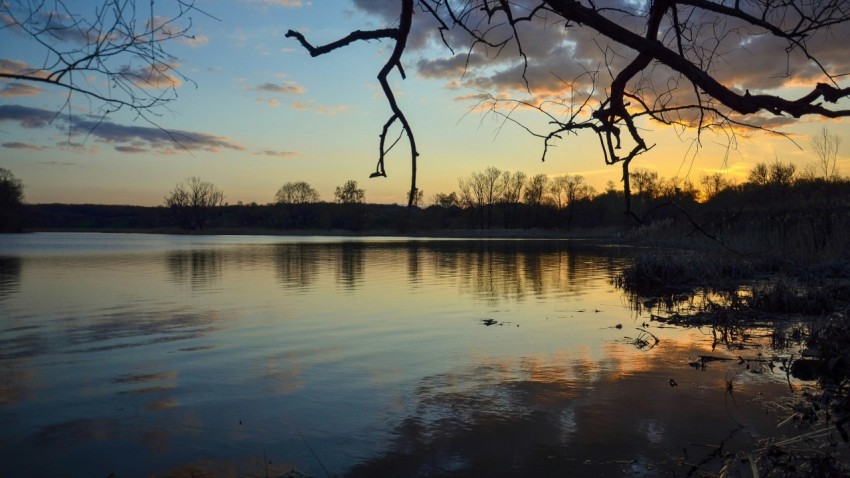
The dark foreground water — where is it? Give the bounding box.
[0,233,798,477]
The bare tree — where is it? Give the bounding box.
[550,174,594,229]
[432,191,459,208]
[458,167,504,228]
[407,188,424,207]
[630,169,660,200]
[1,0,204,127]
[811,127,843,181]
[700,173,733,201]
[748,162,771,187]
[274,181,320,205]
[769,160,797,187]
[500,171,526,205]
[165,177,225,230]
[287,1,850,211]
[523,174,549,206]
[334,180,365,204]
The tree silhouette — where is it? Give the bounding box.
[811,127,843,182]
[1,1,204,132]
[274,181,320,205]
[0,168,25,232]
[288,1,850,211]
[334,180,365,204]
[165,177,225,230]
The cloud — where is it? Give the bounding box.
[350,0,399,22]
[56,142,98,154]
[263,0,304,6]
[70,117,243,153]
[250,82,306,94]
[0,104,58,128]
[350,0,850,126]
[0,59,36,75]
[290,100,348,115]
[0,104,244,153]
[181,34,209,48]
[2,141,47,151]
[114,145,149,154]
[256,150,300,158]
[118,62,183,89]
[0,82,43,97]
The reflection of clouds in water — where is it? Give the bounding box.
[145,397,179,412]
[0,359,41,406]
[113,370,179,413]
[0,308,223,410]
[348,348,783,477]
[640,419,665,444]
[259,351,304,395]
[0,328,47,360]
[65,309,222,354]
[35,417,120,447]
[558,407,577,443]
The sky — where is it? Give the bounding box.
[1,0,849,206]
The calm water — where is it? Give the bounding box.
[0,233,796,477]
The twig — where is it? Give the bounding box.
[297,427,331,478]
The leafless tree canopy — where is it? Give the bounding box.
[165,176,225,229]
[334,180,366,204]
[811,126,843,181]
[287,0,850,209]
[1,0,203,121]
[274,181,321,205]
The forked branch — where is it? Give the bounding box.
[286,0,420,207]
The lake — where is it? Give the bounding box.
[0,233,798,477]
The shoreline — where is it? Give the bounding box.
[17,226,628,242]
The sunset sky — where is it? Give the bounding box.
[2,0,848,206]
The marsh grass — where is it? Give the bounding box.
[615,243,850,477]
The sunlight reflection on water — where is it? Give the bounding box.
[0,233,798,477]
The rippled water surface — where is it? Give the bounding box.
[0,233,795,477]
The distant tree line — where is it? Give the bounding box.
[4,127,848,240]
[100,158,850,236]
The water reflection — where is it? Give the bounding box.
[65,308,223,353]
[337,242,365,289]
[348,342,789,477]
[166,250,222,289]
[0,235,803,477]
[0,255,22,300]
[262,240,628,300]
[272,243,320,291]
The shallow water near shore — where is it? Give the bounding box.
[0,233,800,476]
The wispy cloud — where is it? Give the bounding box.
[0,58,43,76]
[2,141,47,151]
[0,104,244,153]
[290,100,348,115]
[0,82,43,97]
[250,81,306,94]
[0,104,57,127]
[256,149,300,158]
[114,145,149,154]
[263,0,304,6]
[181,34,209,48]
[71,117,244,153]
